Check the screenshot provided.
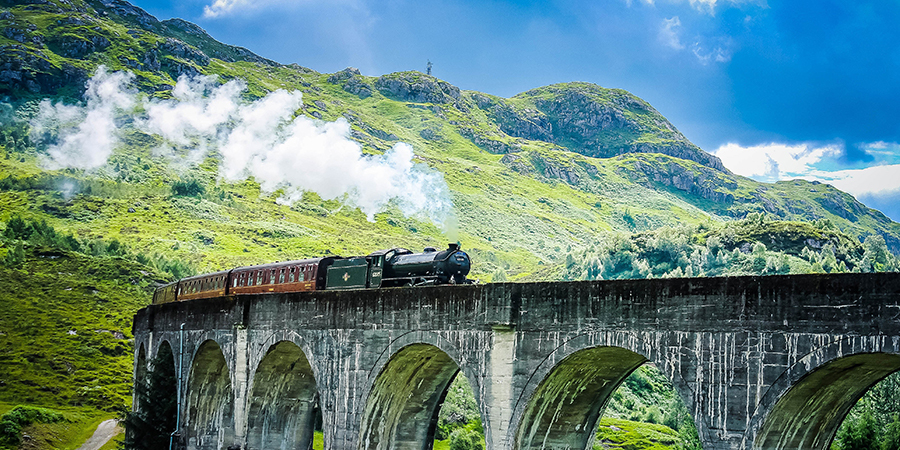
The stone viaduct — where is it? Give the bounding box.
[132,272,900,450]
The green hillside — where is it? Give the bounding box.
[1,0,899,449]
[0,0,898,280]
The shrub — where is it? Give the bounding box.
[172,179,205,197]
[0,406,66,446]
[3,216,31,240]
[449,425,485,450]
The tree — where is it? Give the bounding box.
[2,242,25,267]
[836,410,878,450]
[882,415,900,450]
[3,216,31,240]
[122,345,178,450]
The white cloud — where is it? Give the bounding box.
[203,0,250,18]
[659,16,732,64]
[689,0,718,14]
[660,17,684,50]
[808,165,900,198]
[714,141,900,199]
[713,142,842,181]
[692,42,732,64]
[689,0,766,15]
[629,0,764,14]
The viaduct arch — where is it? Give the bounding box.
[132,273,900,450]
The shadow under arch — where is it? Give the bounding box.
[246,340,319,450]
[134,343,148,412]
[359,343,461,450]
[753,352,900,450]
[514,346,648,450]
[186,339,236,450]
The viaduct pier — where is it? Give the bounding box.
[132,273,900,450]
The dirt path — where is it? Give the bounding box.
[76,419,121,450]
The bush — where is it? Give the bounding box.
[2,242,25,267]
[3,216,31,240]
[449,424,485,450]
[0,406,66,446]
[172,179,205,197]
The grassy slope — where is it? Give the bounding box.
[0,246,163,407]
[0,402,115,450]
[0,243,165,450]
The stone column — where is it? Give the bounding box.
[232,325,250,448]
[486,325,517,450]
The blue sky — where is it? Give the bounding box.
[129,0,900,221]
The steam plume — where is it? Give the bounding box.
[30,67,136,169]
[28,67,454,224]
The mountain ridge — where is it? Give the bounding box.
[0,0,898,268]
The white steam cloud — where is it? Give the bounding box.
[29,66,453,224]
[31,67,136,170]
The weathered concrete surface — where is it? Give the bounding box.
[133,273,900,450]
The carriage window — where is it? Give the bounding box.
[233,277,238,288]
[270,269,276,284]
[257,271,263,286]
[279,269,285,283]
[249,272,255,286]
[289,268,295,283]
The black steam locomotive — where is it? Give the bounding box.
[152,243,471,304]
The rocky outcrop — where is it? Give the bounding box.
[619,155,736,204]
[342,110,399,142]
[533,154,580,184]
[815,189,866,222]
[500,151,582,185]
[375,71,462,106]
[419,126,442,141]
[159,38,209,66]
[51,32,111,58]
[0,44,87,94]
[97,0,161,30]
[500,153,532,175]
[327,67,374,99]
[471,94,554,142]
[456,126,521,154]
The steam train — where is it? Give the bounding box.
[152,243,471,304]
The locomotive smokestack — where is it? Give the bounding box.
[448,243,459,251]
